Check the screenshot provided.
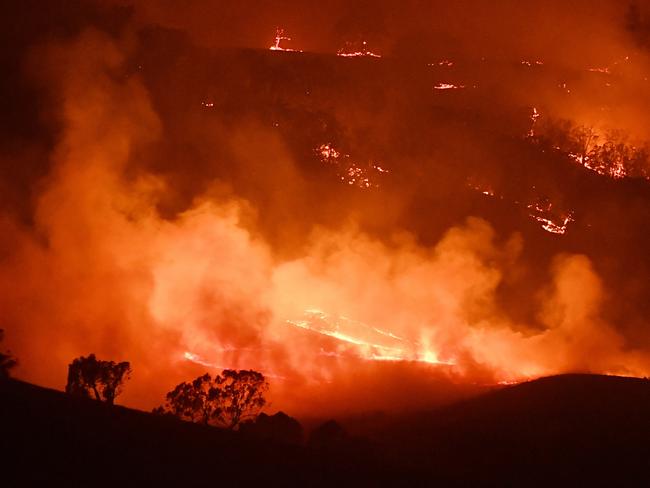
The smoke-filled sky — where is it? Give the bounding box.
[2,0,650,416]
[113,1,630,62]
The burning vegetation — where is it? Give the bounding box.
[2,0,650,419]
[269,27,302,53]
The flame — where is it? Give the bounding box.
[337,41,381,58]
[269,27,302,52]
[527,107,540,138]
[433,83,465,90]
[468,180,575,236]
[529,214,574,235]
[567,152,628,180]
[315,143,387,189]
[285,309,453,366]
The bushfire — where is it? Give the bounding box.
[3,1,650,421]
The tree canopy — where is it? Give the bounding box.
[154,369,269,429]
[65,354,131,405]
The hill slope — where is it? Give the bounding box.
[2,374,650,486]
[0,379,384,486]
[378,374,650,485]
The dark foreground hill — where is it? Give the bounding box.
[2,374,650,486]
[374,374,650,485]
[0,379,387,487]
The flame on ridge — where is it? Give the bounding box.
[337,41,381,58]
[433,83,465,90]
[269,27,302,52]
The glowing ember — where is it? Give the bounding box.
[587,67,611,74]
[343,165,372,188]
[527,107,540,138]
[315,143,388,189]
[317,143,340,161]
[433,83,465,90]
[337,41,381,58]
[428,60,455,67]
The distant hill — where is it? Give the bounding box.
[2,374,650,486]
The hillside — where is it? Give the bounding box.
[2,374,650,486]
[377,374,650,485]
[0,379,388,486]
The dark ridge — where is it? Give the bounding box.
[3,374,650,486]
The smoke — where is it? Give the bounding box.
[2,3,650,417]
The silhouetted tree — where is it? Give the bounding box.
[153,373,214,424]
[65,354,131,405]
[154,369,269,429]
[213,369,268,429]
[240,411,303,444]
[0,329,17,379]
